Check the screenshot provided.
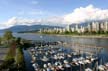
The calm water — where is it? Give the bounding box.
[12,33,108,48]
[0,33,108,71]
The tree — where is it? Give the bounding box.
[16,37,21,45]
[0,37,2,45]
[3,30,14,44]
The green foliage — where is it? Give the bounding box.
[0,39,26,70]
[16,47,25,70]
[5,44,15,61]
[16,37,22,46]
[0,42,16,70]
[3,30,13,40]
[0,33,27,70]
[0,37,2,45]
[0,58,15,69]
[40,28,108,36]
[64,30,70,34]
[3,30,14,44]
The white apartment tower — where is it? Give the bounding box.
[104,21,108,31]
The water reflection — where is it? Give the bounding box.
[11,33,108,71]
[13,33,108,47]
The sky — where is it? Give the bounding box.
[0,0,108,29]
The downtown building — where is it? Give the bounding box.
[87,21,108,32]
[65,21,108,33]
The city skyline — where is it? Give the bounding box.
[0,0,108,29]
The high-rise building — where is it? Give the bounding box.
[92,22,97,32]
[87,23,92,32]
[66,25,71,31]
[104,21,108,32]
[75,24,78,31]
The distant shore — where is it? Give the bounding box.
[36,33,108,39]
[18,32,108,39]
[58,35,108,39]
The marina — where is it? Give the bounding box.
[0,33,108,71]
[13,33,108,71]
[0,0,108,71]
[28,42,107,71]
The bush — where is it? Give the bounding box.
[16,47,25,71]
[0,58,15,70]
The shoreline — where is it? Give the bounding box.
[55,35,108,38]
[18,32,108,39]
[36,33,108,39]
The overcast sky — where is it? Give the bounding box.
[0,0,108,29]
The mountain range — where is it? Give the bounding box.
[0,25,63,33]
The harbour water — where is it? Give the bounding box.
[0,33,108,71]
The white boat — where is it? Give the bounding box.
[45,52,48,55]
[98,65,105,71]
[42,69,46,71]
[85,68,92,71]
[51,67,55,70]
[58,65,64,70]
[71,61,79,66]
[104,63,108,70]
[79,57,85,60]
[59,55,64,59]
[84,59,91,64]
[43,64,47,68]
[72,52,78,56]
[47,63,52,67]
[65,64,71,68]
[46,68,51,71]
[64,60,69,64]
[32,63,38,71]
[90,57,95,62]
[78,60,85,65]
[41,56,49,62]
[32,56,36,60]
[67,54,72,58]
[72,58,78,62]
[55,61,62,66]
[53,55,58,60]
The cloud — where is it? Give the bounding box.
[1,5,108,29]
[64,4,108,24]
[0,17,42,29]
[43,16,65,25]
[0,17,17,29]
[0,16,64,29]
